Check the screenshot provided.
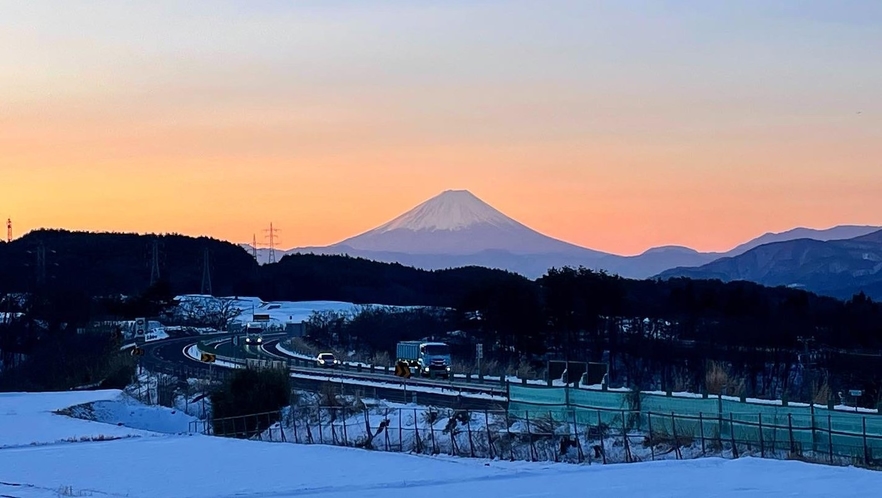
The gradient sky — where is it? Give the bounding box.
[2,1,881,256]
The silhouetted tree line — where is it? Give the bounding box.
[3,230,882,404]
[457,267,882,406]
[0,230,523,307]
[303,306,458,357]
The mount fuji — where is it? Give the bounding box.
[283,190,716,279]
[245,189,881,280]
[335,190,600,256]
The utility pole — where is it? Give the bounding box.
[201,248,213,296]
[150,239,161,285]
[798,336,817,402]
[36,242,46,286]
[6,218,11,243]
[251,234,258,261]
[263,223,280,264]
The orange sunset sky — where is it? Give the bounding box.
[2,1,881,256]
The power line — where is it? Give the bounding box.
[150,239,161,285]
[201,247,213,296]
[263,223,280,264]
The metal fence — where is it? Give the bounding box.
[185,401,882,469]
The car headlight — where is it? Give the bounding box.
[446,366,451,371]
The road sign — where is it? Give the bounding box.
[849,389,863,397]
[394,361,411,378]
[476,343,483,360]
[253,313,271,322]
[130,347,144,357]
[201,352,216,363]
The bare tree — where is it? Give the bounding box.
[173,296,241,331]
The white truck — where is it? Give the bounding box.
[396,341,452,379]
[244,322,264,345]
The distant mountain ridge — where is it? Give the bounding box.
[657,229,882,300]
[721,225,882,258]
[238,189,880,281]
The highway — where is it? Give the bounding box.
[138,333,509,411]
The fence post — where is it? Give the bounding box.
[729,413,738,459]
[810,402,817,456]
[549,411,559,463]
[572,409,584,464]
[788,414,795,455]
[863,417,870,467]
[622,410,632,463]
[648,412,655,461]
[430,414,437,455]
[292,413,299,444]
[525,411,536,462]
[670,412,681,460]
[505,411,515,461]
[699,412,706,455]
[279,410,287,443]
[827,414,833,464]
[341,408,348,446]
[318,410,325,445]
[414,408,422,454]
[758,413,765,458]
[485,410,495,460]
[598,411,607,464]
[467,414,476,458]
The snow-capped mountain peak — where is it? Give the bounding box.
[374,190,520,233]
[330,189,596,256]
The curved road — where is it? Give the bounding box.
[139,333,508,410]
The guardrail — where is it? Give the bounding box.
[190,339,508,397]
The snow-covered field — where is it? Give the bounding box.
[0,390,194,450]
[1,391,881,497]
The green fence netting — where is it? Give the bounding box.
[508,384,882,462]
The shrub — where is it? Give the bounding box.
[210,367,292,438]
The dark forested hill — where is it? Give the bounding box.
[0,230,529,307]
[0,230,257,297]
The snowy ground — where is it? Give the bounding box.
[1,392,880,497]
[0,390,195,450]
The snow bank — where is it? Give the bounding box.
[0,391,156,449]
[63,395,198,434]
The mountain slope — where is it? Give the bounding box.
[657,229,882,300]
[287,190,730,278]
[723,225,882,258]
[335,190,602,256]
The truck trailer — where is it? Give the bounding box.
[396,341,452,379]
